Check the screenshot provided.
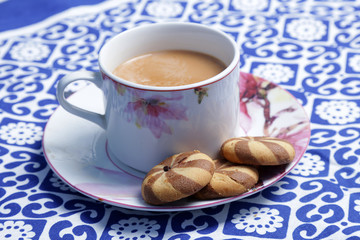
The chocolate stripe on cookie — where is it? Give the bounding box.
[176,159,214,172]
[258,140,290,165]
[248,140,278,165]
[142,172,164,205]
[166,169,204,195]
[146,165,163,176]
[235,138,262,165]
[173,151,195,164]
[141,150,215,205]
[194,159,259,200]
[221,137,295,165]
[219,169,257,189]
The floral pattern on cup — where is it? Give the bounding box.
[194,87,209,104]
[112,83,189,138]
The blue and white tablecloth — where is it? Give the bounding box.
[1,0,360,239]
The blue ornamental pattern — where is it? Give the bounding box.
[0,0,360,239]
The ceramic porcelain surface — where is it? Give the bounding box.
[42,73,311,211]
[57,23,241,173]
[102,63,240,172]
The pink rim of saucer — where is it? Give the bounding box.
[42,73,311,211]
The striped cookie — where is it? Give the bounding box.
[221,136,295,165]
[141,151,215,205]
[194,159,259,200]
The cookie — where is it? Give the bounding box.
[194,159,259,200]
[141,150,215,205]
[221,136,295,165]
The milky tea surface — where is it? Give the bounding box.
[113,50,226,87]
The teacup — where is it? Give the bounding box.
[56,22,241,173]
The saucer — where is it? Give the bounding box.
[42,72,311,212]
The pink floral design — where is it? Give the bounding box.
[124,90,188,138]
[194,87,209,104]
[239,72,310,150]
[116,83,126,96]
[239,72,277,133]
[274,121,310,159]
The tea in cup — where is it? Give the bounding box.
[113,49,226,87]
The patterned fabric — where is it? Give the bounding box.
[0,0,359,239]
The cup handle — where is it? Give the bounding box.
[56,71,106,129]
